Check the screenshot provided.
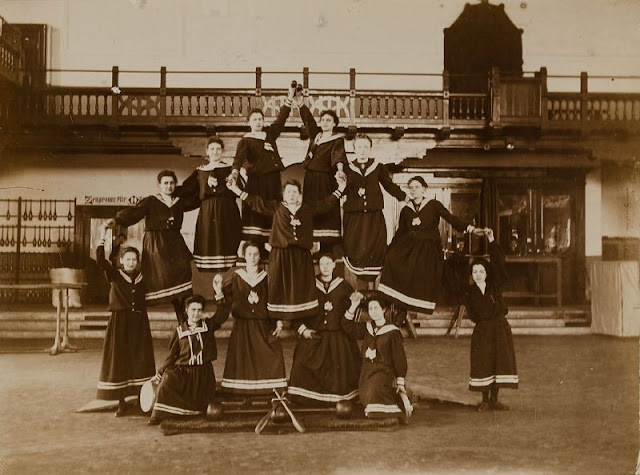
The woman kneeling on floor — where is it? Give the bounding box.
[341,291,412,424]
[149,293,227,425]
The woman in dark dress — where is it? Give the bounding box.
[149,294,227,425]
[288,253,361,407]
[178,137,241,272]
[216,242,287,395]
[95,223,155,417]
[227,177,346,321]
[113,170,198,321]
[293,94,347,250]
[378,176,477,314]
[231,85,295,244]
[342,134,407,285]
[341,291,412,423]
[466,228,518,411]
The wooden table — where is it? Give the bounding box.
[503,255,563,306]
[0,282,88,355]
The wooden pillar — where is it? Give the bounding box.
[349,68,356,126]
[442,70,450,132]
[490,66,501,129]
[580,72,588,135]
[539,67,548,130]
[111,66,120,128]
[159,66,167,130]
[255,66,262,110]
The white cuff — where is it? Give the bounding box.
[333,190,342,199]
[214,293,224,301]
[466,225,475,233]
[297,324,307,335]
[239,192,249,200]
[396,377,406,386]
[283,98,293,107]
[345,309,356,320]
[98,238,105,246]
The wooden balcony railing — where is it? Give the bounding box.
[0,15,24,86]
[3,66,640,135]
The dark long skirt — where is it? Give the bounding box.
[142,230,192,305]
[303,170,341,244]
[469,318,519,391]
[152,363,216,418]
[267,247,318,320]
[242,171,282,243]
[96,310,156,400]
[343,211,387,282]
[288,330,361,405]
[221,318,287,395]
[359,363,402,418]
[379,236,442,313]
[193,196,241,272]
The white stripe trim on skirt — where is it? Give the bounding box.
[313,229,341,238]
[153,402,203,416]
[97,376,152,390]
[343,257,382,276]
[287,386,358,402]
[469,374,520,387]
[267,299,319,313]
[378,283,436,310]
[242,226,271,237]
[221,378,287,390]
[145,281,192,301]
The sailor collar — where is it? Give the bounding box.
[366,321,401,337]
[349,158,380,177]
[407,199,428,214]
[154,194,180,208]
[315,276,344,294]
[282,202,302,215]
[235,268,267,287]
[177,320,208,338]
[313,133,343,147]
[243,131,267,141]
[197,160,233,171]
[118,269,143,285]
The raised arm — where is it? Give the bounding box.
[267,98,293,141]
[330,138,348,171]
[299,104,320,139]
[435,200,472,234]
[206,273,232,331]
[310,180,345,216]
[340,291,367,340]
[114,196,151,228]
[174,171,198,199]
[96,222,117,281]
[487,230,509,288]
[378,164,407,202]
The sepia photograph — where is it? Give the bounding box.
[0,0,638,473]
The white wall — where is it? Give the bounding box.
[1,0,639,91]
[601,162,640,239]
[585,168,602,256]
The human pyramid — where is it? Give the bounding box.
[94,81,519,430]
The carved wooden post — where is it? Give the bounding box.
[539,67,548,130]
[303,67,309,90]
[442,70,450,132]
[349,67,356,126]
[490,66,501,129]
[111,66,119,128]
[255,66,262,110]
[159,66,167,130]
[580,71,588,135]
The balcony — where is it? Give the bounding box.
[2,66,640,137]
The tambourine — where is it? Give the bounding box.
[139,379,158,414]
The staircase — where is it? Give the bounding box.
[0,304,591,340]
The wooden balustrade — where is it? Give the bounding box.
[4,67,640,135]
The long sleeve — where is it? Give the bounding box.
[175,171,199,199]
[330,138,347,169]
[206,295,231,332]
[233,139,249,172]
[390,331,408,381]
[180,193,202,213]
[266,102,292,142]
[341,309,367,340]
[96,244,117,281]
[435,200,470,233]
[489,241,509,288]
[240,192,278,217]
[310,189,342,216]
[392,207,411,242]
[158,331,180,374]
[115,196,151,227]
[299,104,320,138]
[378,165,407,202]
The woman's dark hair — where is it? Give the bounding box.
[185,294,206,310]
[320,109,339,127]
[157,170,177,184]
[354,133,372,147]
[247,108,265,120]
[242,240,261,256]
[282,179,302,193]
[207,136,224,149]
[119,246,140,261]
[408,176,428,188]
